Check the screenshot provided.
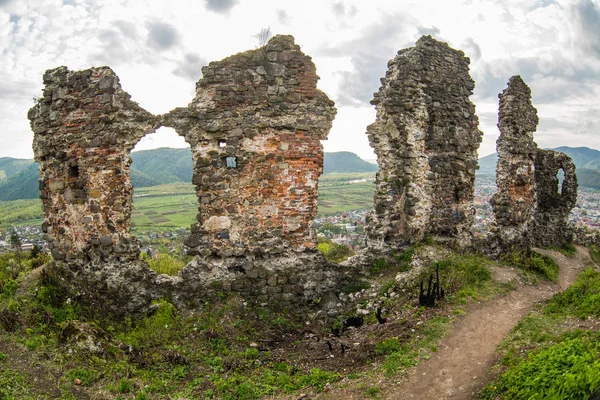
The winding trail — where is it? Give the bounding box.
[308,246,592,400]
[380,246,590,400]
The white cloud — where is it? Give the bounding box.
[0,0,598,162]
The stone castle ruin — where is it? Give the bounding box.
[490,76,539,253]
[490,76,578,253]
[366,36,482,249]
[28,35,579,314]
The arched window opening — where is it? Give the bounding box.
[557,168,565,195]
[130,127,195,275]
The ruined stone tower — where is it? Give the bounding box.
[28,66,160,264]
[366,36,482,249]
[489,76,578,254]
[164,35,336,258]
[490,75,538,252]
[532,149,578,247]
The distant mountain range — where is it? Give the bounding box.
[0,149,379,201]
[477,146,600,190]
[2,146,598,202]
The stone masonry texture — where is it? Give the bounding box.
[366,36,482,249]
[533,149,578,247]
[27,34,581,314]
[28,66,162,313]
[490,75,539,252]
[28,66,160,262]
[28,36,342,314]
[164,34,336,258]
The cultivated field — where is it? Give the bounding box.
[0,174,376,232]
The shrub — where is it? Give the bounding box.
[146,253,187,276]
[317,239,354,263]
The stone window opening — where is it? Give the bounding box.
[226,156,238,168]
[218,139,227,148]
[68,165,79,178]
[557,168,565,195]
[129,127,196,261]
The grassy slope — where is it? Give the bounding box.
[481,265,600,399]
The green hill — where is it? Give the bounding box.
[554,146,600,170]
[130,147,193,187]
[323,151,378,173]
[0,149,378,201]
[577,168,600,191]
[0,157,35,183]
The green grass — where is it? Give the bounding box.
[590,245,600,264]
[481,268,600,399]
[317,180,374,215]
[0,264,342,400]
[501,250,560,281]
[556,243,576,257]
[373,253,493,377]
[378,316,449,377]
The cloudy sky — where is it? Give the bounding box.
[1,0,599,161]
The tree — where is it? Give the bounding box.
[9,227,22,268]
[256,27,272,47]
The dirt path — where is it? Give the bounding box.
[377,246,590,400]
[305,246,592,400]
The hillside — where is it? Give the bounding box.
[323,151,378,173]
[554,146,600,170]
[130,147,194,187]
[0,149,378,201]
[0,157,35,183]
[0,163,40,201]
[477,146,600,190]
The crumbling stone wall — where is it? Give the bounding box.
[532,149,577,247]
[366,36,482,249]
[28,66,160,263]
[490,76,538,252]
[164,35,336,257]
[28,36,342,313]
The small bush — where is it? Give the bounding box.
[318,239,354,263]
[119,300,178,349]
[557,243,576,257]
[146,253,187,276]
[341,279,371,294]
